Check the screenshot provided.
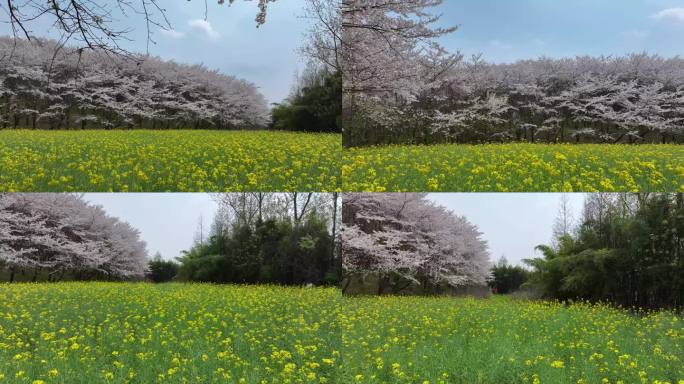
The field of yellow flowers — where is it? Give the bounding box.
[0,283,343,384]
[0,284,682,383]
[342,295,683,384]
[342,144,684,191]
[0,130,341,192]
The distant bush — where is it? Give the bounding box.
[146,253,180,283]
[272,67,341,133]
[489,257,530,294]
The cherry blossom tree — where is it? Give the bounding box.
[342,0,457,95]
[0,37,270,129]
[342,193,490,293]
[349,52,684,146]
[0,193,148,282]
[341,0,460,143]
[436,54,684,144]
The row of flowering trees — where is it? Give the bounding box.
[0,194,147,282]
[351,54,684,145]
[0,37,270,130]
[342,1,684,146]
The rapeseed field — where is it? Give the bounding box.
[1,284,681,383]
[0,130,341,192]
[0,283,343,384]
[342,295,683,384]
[342,144,684,192]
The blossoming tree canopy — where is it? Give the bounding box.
[0,193,148,281]
[342,193,491,290]
[342,0,459,98]
[342,1,684,146]
[348,53,684,145]
[0,37,270,129]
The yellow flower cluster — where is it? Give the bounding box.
[0,283,343,383]
[341,295,683,383]
[342,143,684,192]
[0,130,341,192]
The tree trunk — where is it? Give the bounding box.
[340,276,351,295]
[330,192,339,271]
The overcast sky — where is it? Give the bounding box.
[0,1,309,104]
[83,193,587,266]
[84,193,217,261]
[428,193,586,266]
[436,0,684,62]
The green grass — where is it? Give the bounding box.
[0,283,343,383]
[0,130,341,192]
[342,295,683,384]
[342,143,684,191]
[1,284,681,383]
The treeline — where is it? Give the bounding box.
[1,193,342,286]
[348,54,684,146]
[525,193,684,311]
[172,193,341,286]
[0,37,270,130]
[0,193,147,282]
[341,0,684,147]
[272,66,342,133]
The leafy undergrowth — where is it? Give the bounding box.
[0,130,341,192]
[342,143,684,192]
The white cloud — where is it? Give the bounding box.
[489,39,513,50]
[650,7,684,23]
[625,29,650,40]
[159,28,185,39]
[188,19,221,40]
[531,38,547,47]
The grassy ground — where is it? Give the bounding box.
[0,283,343,384]
[342,295,683,384]
[342,143,684,191]
[1,284,681,383]
[0,130,341,192]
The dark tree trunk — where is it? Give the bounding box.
[340,276,351,295]
[331,192,338,271]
